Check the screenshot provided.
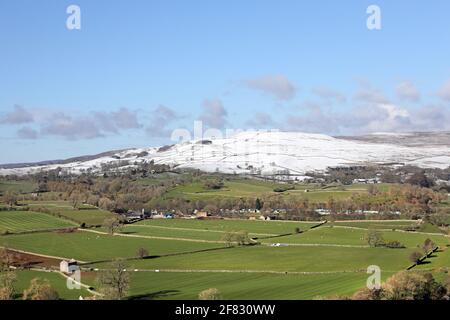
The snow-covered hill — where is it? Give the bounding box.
[1,131,450,176]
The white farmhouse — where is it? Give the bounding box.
[60,259,78,274]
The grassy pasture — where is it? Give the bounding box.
[0,210,76,234]
[0,231,225,262]
[11,270,91,300]
[0,180,37,194]
[81,271,393,300]
[24,201,115,226]
[120,225,246,242]
[165,179,388,203]
[104,245,414,273]
[135,218,318,236]
[262,226,449,248]
[415,246,450,271]
[333,220,418,230]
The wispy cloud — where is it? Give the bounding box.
[146,105,183,137]
[41,112,104,140]
[16,126,38,140]
[199,99,228,128]
[94,107,141,134]
[0,106,141,140]
[354,83,389,104]
[246,112,277,128]
[245,75,297,101]
[285,101,450,134]
[437,80,450,101]
[312,86,346,103]
[396,81,421,102]
[1,105,34,124]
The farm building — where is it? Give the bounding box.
[195,211,208,218]
[60,259,78,273]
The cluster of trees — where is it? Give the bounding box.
[408,238,437,264]
[2,191,18,208]
[366,229,405,248]
[352,271,450,300]
[0,248,59,300]
[309,165,450,190]
[203,179,224,190]
[3,169,448,223]
[32,177,176,213]
[328,185,446,218]
[221,231,252,246]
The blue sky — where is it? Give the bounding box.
[1,0,450,163]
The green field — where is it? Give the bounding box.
[415,246,450,271]
[93,245,414,273]
[120,225,248,242]
[81,271,393,300]
[333,220,419,230]
[165,179,391,203]
[261,226,449,248]
[1,195,448,300]
[0,180,37,194]
[133,218,318,235]
[0,211,76,234]
[12,270,91,300]
[25,201,115,226]
[0,230,225,262]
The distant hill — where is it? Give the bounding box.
[1,131,449,176]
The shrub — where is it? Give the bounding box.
[366,229,385,247]
[409,251,423,264]
[23,278,59,300]
[385,241,405,249]
[198,288,222,300]
[137,248,149,259]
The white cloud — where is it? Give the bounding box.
[284,101,450,135]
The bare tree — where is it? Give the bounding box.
[0,271,17,300]
[0,247,13,271]
[422,238,435,254]
[97,259,130,300]
[22,278,59,300]
[221,232,235,247]
[3,191,18,208]
[103,217,123,235]
[137,248,149,259]
[409,251,423,264]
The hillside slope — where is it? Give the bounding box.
[1,131,449,176]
